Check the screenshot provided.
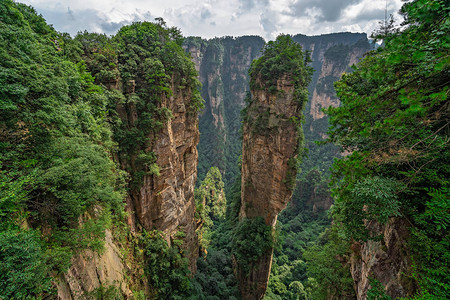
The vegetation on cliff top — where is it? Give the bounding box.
[249,34,313,97]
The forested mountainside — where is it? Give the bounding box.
[184,32,372,188]
[321,1,449,298]
[1,0,448,299]
[184,31,373,300]
[1,1,203,298]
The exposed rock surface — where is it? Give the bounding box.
[185,33,372,185]
[240,75,301,226]
[350,218,417,299]
[308,43,370,120]
[56,230,137,299]
[121,81,200,271]
[237,71,305,299]
[59,51,201,299]
[184,36,265,184]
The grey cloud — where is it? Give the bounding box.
[260,12,277,38]
[288,0,361,22]
[67,7,76,21]
[351,8,385,22]
[238,0,269,15]
[37,7,155,36]
[201,7,212,20]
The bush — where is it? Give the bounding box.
[0,229,52,298]
[232,217,274,274]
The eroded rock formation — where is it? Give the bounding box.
[240,75,302,226]
[350,218,417,299]
[237,77,301,300]
[235,36,312,299]
[118,79,200,272]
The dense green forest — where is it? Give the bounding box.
[1,0,448,299]
[0,1,202,298]
[307,0,449,298]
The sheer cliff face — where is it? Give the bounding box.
[351,219,416,299]
[237,75,301,300]
[57,230,139,299]
[120,82,200,271]
[240,76,300,226]
[185,34,371,189]
[184,36,265,184]
[234,36,312,300]
[58,47,201,298]
[308,43,371,121]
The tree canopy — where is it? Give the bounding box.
[325,0,449,297]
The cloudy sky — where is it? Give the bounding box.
[19,0,404,40]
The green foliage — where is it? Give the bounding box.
[187,36,266,188]
[36,136,123,226]
[1,2,207,299]
[193,177,242,299]
[267,169,332,299]
[323,44,351,67]
[303,227,354,299]
[195,166,227,221]
[0,2,128,296]
[232,217,274,274]
[141,230,193,299]
[325,0,450,297]
[195,167,227,249]
[0,165,34,229]
[88,284,123,300]
[332,176,403,241]
[249,34,313,96]
[195,248,240,299]
[0,229,53,299]
[367,279,392,300]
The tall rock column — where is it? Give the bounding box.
[112,22,203,272]
[234,35,312,300]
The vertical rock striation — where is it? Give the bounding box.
[235,36,312,299]
[240,74,302,226]
[350,219,416,299]
[184,36,265,184]
[122,82,200,271]
[56,22,203,298]
[185,33,372,185]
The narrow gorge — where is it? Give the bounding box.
[1,1,448,299]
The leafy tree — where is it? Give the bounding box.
[325,0,449,297]
[303,228,355,299]
[0,229,52,298]
[195,167,227,249]
[249,34,313,97]
[0,1,126,295]
[141,230,195,299]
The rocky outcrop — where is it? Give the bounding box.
[240,75,302,226]
[350,218,417,299]
[185,34,372,185]
[56,230,141,299]
[235,35,311,299]
[58,74,200,299]
[184,36,265,184]
[308,42,370,121]
[237,75,302,300]
[121,81,200,271]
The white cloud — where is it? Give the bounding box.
[18,0,404,40]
